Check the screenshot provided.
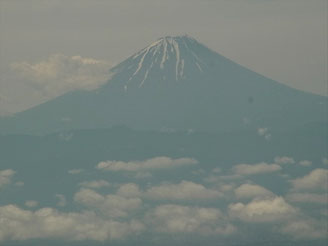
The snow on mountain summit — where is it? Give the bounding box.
[111,35,214,88]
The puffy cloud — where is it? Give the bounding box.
[0,169,15,189]
[290,168,328,191]
[274,156,295,165]
[25,200,39,208]
[298,160,312,167]
[117,183,142,198]
[234,184,274,200]
[10,54,112,98]
[79,180,111,189]
[144,181,222,201]
[233,163,281,176]
[55,194,67,207]
[74,189,142,218]
[257,127,271,140]
[228,197,297,223]
[280,218,327,239]
[0,205,144,242]
[96,157,197,172]
[146,204,235,235]
[286,192,327,204]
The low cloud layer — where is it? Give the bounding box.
[286,192,327,204]
[280,218,327,240]
[144,181,222,201]
[0,205,144,242]
[74,188,142,218]
[79,180,111,189]
[233,162,281,176]
[1,156,327,243]
[229,197,297,223]
[96,157,198,172]
[146,204,235,235]
[234,184,274,200]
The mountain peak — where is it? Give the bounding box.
[111,35,213,88]
[1,36,326,135]
[157,34,196,42]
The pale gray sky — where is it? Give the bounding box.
[0,0,327,115]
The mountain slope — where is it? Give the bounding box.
[0,35,326,134]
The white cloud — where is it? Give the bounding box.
[146,204,235,235]
[10,54,112,98]
[234,184,274,200]
[74,188,142,218]
[257,127,271,140]
[285,192,327,204]
[25,200,39,208]
[228,197,297,223]
[96,157,197,172]
[290,168,328,191]
[274,156,295,165]
[233,162,281,176]
[280,218,327,240]
[117,183,142,198]
[298,160,312,167]
[0,205,144,242]
[0,169,15,189]
[55,194,67,207]
[79,180,111,189]
[144,181,222,201]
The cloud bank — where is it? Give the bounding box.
[0,205,144,242]
[233,162,281,175]
[229,197,297,223]
[96,157,198,172]
[234,184,274,200]
[144,181,222,201]
[11,54,112,98]
[146,204,235,235]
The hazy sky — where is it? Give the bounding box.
[0,0,327,115]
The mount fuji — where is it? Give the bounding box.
[0,35,326,134]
